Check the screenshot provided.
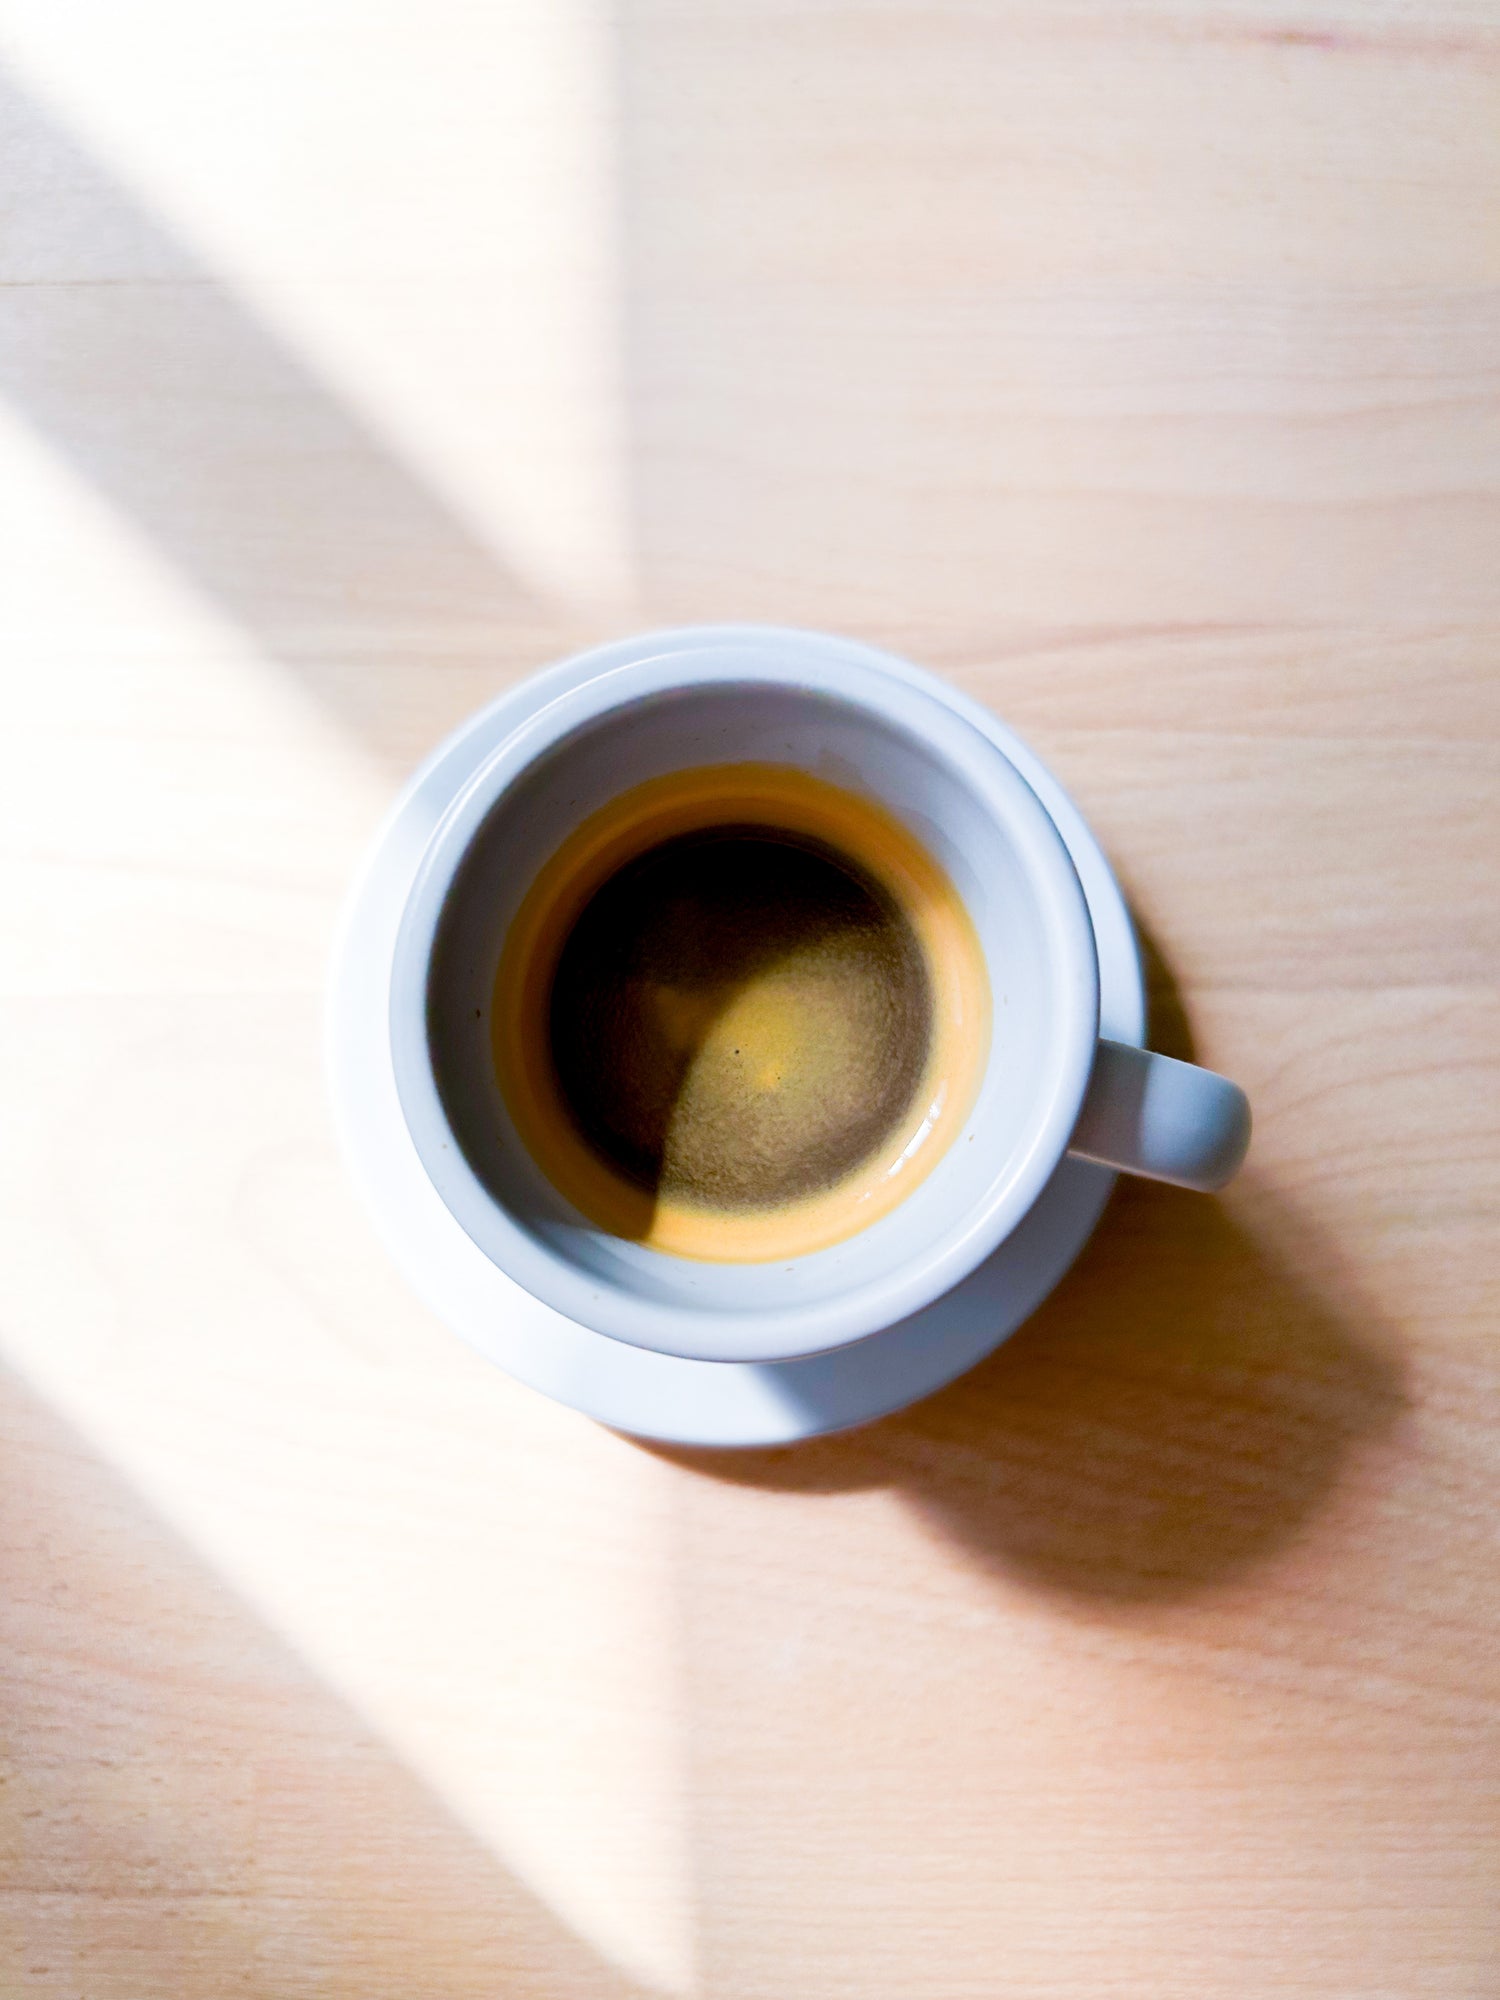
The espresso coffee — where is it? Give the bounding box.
[493,765,989,1260]
[549,826,930,1212]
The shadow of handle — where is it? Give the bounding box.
[1070,1039,1251,1191]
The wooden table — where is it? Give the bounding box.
[2,4,1497,1993]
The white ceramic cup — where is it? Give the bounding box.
[388,633,1250,1366]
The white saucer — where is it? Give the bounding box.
[327,627,1145,1446]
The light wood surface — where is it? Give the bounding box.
[2,3,1498,1994]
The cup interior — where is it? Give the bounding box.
[393,653,1098,1361]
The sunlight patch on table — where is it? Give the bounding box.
[0,0,632,606]
[0,1015,697,1995]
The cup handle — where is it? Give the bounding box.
[1067,1039,1251,1192]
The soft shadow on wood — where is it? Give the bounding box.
[906,1180,1404,1601]
[0,1363,658,2000]
[1135,913,1197,1065]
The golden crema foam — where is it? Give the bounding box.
[492,765,989,1261]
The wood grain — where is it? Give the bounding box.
[1,2,1497,1994]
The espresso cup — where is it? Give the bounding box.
[389,633,1250,1365]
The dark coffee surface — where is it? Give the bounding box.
[547,828,932,1211]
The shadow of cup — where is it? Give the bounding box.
[897,1177,1405,1601]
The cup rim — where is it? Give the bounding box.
[388,637,1101,1362]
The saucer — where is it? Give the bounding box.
[327,627,1145,1446]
